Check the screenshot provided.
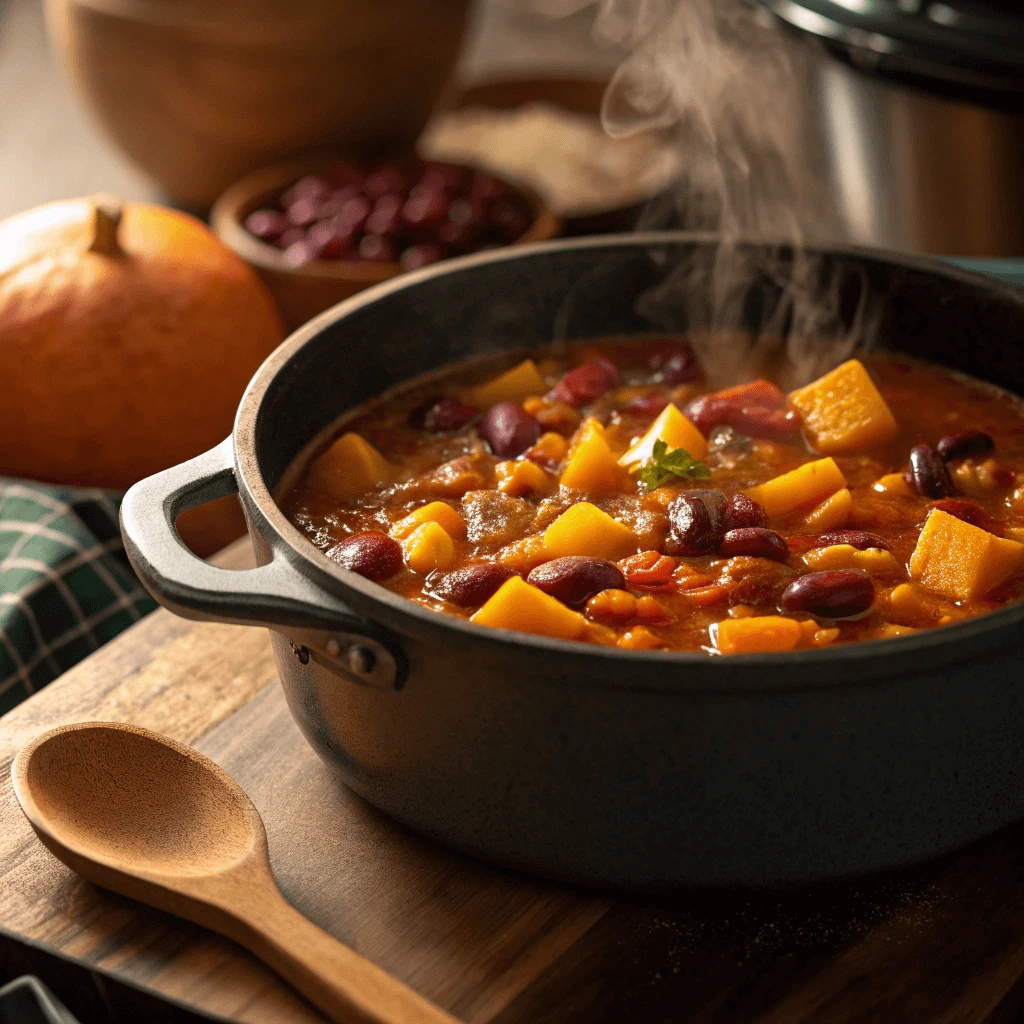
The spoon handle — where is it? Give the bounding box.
[234,885,459,1024]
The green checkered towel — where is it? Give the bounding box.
[0,480,157,716]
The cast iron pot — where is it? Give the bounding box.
[121,233,1024,889]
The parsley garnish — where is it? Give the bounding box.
[638,439,710,489]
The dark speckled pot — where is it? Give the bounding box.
[122,234,1024,888]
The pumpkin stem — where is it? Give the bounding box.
[88,195,124,256]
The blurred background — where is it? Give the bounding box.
[1,0,1023,708]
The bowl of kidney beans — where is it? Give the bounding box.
[211,156,561,329]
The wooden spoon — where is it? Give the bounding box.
[11,722,458,1024]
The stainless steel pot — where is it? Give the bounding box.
[760,0,1024,258]
[121,234,1024,889]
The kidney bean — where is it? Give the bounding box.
[906,444,956,498]
[713,379,785,408]
[276,226,307,249]
[720,527,788,561]
[649,342,701,385]
[928,497,999,533]
[362,163,408,199]
[668,490,727,555]
[307,221,355,259]
[420,160,467,194]
[244,209,289,242]
[527,557,626,608]
[625,393,670,419]
[282,239,321,266]
[285,197,322,227]
[411,396,478,432]
[936,430,994,462]
[723,493,769,531]
[358,234,397,263]
[489,195,533,240]
[401,243,445,271]
[780,570,874,619]
[431,563,517,606]
[326,531,402,582]
[549,359,622,406]
[684,396,800,439]
[313,187,359,221]
[365,193,404,236]
[338,195,372,232]
[472,172,509,203]
[813,529,892,552]
[403,189,450,229]
[281,174,332,209]
[479,403,542,458]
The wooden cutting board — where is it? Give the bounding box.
[5,539,1024,1023]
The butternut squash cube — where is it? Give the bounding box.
[306,433,396,500]
[391,501,465,540]
[714,616,803,654]
[543,502,637,560]
[466,359,547,409]
[802,487,852,532]
[744,458,847,518]
[525,431,569,469]
[402,522,455,575]
[495,459,554,497]
[560,418,623,494]
[886,582,943,627]
[788,359,899,455]
[617,625,665,650]
[618,403,707,468]
[909,508,1024,602]
[873,472,913,497]
[803,543,904,581]
[470,576,588,640]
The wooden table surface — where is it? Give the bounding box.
[5,538,1024,1023]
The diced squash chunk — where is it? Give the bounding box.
[618,403,707,468]
[873,472,912,497]
[497,535,548,572]
[617,626,664,650]
[560,418,623,494]
[744,458,847,518]
[543,502,637,560]
[525,431,569,468]
[909,508,1024,602]
[714,616,803,654]
[803,544,905,581]
[788,359,899,455]
[886,582,943,627]
[495,459,554,497]
[878,623,919,639]
[802,487,852,531]
[402,522,455,574]
[466,359,547,409]
[470,576,588,640]
[391,501,465,540]
[305,433,396,500]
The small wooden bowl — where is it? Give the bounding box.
[211,159,561,330]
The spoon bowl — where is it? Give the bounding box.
[12,721,457,1024]
[17,723,259,877]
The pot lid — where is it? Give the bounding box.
[756,0,1024,100]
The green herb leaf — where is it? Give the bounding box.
[638,439,711,490]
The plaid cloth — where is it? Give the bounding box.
[0,480,157,716]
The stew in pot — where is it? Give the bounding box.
[279,340,1024,654]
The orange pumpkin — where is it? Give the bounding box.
[0,195,285,555]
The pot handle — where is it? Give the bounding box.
[120,439,407,689]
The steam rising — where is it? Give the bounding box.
[536,0,878,387]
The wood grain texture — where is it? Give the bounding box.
[5,538,1024,1022]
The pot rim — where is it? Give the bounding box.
[232,230,1024,678]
